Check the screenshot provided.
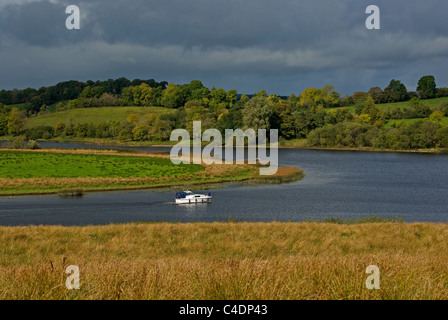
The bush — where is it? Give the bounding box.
[436,127,448,148]
[26,125,54,140]
[11,136,26,149]
[27,140,40,149]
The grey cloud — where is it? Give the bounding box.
[0,0,447,95]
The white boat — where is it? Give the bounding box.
[175,190,212,204]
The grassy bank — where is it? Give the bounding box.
[3,136,445,154]
[277,139,446,153]
[0,149,303,195]
[0,222,447,299]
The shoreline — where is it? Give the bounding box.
[1,137,446,154]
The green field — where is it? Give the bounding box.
[0,149,292,195]
[330,96,448,113]
[0,150,201,179]
[376,96,448,110]
[25,106,174,129]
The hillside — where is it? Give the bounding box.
[1,95,444,151]
[24,97,448,130]
[376,96,448,110]
[24,106,174,129]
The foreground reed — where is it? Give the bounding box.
[1,222,447,300]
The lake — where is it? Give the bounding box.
[0,142,447,225]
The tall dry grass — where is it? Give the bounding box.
[0,222,447,300]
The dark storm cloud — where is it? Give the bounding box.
[0,0,447,95]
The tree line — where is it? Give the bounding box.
[0,75,447,115]
[0,75,447,150]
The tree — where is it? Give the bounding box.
[384,79,409,102]
[132,123,150,141]
[121,84,155,106]
[417,121,439,148]
[410,98,432,118]
[187,80,205,92]
[7,108,25,136]
[241,96,274,131]
[210,87,227,104]
[368,87,385,104]
[121,87,134,105]
[436,127,448,148]
[135,83,154,106]
[417,75,436,99]
[0,90,12,105]
[11,136,26,149]
[298,88,321,109]
[268,94,279,103]
[297,85,339,109]
[190,87,210,101]
[54,121,66,136]
[436,88,448,98]
[352,91,369,105]
[239,94,249,103]
[185,80,210,102]
[429,110,444,124]
[254,90,268,98]
[0,114,7,136]
[226,90,238,107]
[79,86,105,99]
[320,85,340,108]
[352,92,370,115]
[161,83,185,108]
[273,101,295,139]
[334,108,354,123]
[360,96,384,126]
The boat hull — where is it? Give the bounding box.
[175,196,212,204]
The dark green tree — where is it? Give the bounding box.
[273,101,296,139]
[368,87,385,104]
[417,75,436,99]
[384,79,409,102]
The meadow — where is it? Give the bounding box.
[376,96,448,110]
[0,150,201,179]
[24,106,174,129]
[0,149,303,195]
[0,221,447,300]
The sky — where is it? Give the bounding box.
[0,0,447,96]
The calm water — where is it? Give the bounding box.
[0,142,447,225]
